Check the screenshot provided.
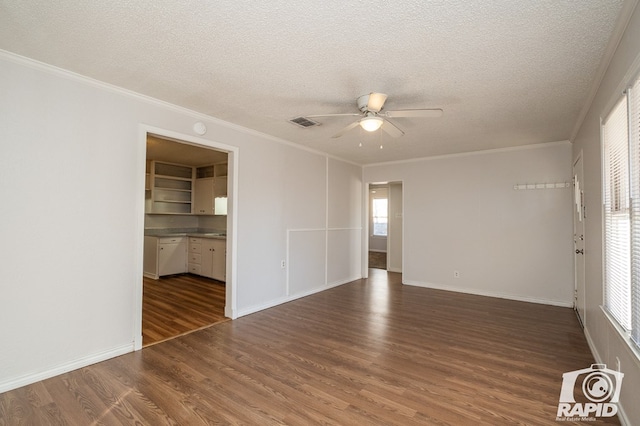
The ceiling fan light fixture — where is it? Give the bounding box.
[360,116,383,132]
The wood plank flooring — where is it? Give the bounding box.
[143,274,228,346]
[1,270,617,425]
[368,251,387,270]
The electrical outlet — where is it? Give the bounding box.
[281,260,286,269]
[454,270,460,279]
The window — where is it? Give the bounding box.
[603,95,631,330]
[372,197,388,237]
[603,74,640,349]
[631,75,640,347]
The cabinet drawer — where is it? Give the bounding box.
[189,253,201,264]
[159,237,186,244]
[189,237,201,243]
[189,243,201,254]
[188,264,201,274]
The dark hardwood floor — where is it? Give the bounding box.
[1,270,616,425]
[368,251,387,270]
[143,274,228,346]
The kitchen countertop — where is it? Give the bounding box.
[145,230,226,239]
[187,232,226,239]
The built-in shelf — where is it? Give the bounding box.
[145,160,228,216]
[148,161,194,214]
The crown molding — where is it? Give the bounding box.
[363,140,571,168]
[0,49,361,167]
[570,0,640,141]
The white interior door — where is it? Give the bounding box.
[573,154,586,326]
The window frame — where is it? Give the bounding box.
[600,70,640,362]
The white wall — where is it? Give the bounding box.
[327,158,363,286]
[364,142,574,306]
[571,2,640,424]
[0,52,362,392]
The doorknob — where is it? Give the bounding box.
[575,249,584,255]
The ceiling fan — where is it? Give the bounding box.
[306,92,443,138]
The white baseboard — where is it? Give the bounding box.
[583,326,602,364]
[236,276,360,318]
[369,249,387,253]
[224,305,235,319]
[583,326,630,426]
[327,275,361,289]
[402,280,573,308]
[617,400,631,426]
[236,295,292,318]
[0,343,134,394]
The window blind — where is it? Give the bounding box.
[630,76,640,346]
[603,95,631,330]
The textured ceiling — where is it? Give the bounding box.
[0,1,627,164]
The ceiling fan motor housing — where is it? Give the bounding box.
[357,94,372,112]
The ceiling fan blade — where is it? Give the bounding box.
[383,108,443,118]
[381,120,404,138]
[305,113,361,118]
[367,92,388,112]
[331,121,361,138]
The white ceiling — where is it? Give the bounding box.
[0,1,628,164]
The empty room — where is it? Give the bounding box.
[1,1,640,424]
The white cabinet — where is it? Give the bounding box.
[194,178,214,214]
[188,237,226,282]
[143,236,187,279]
[209,239,226,281]
[215,176,227,197]
[188,237,202,275]
[143,236,158,278]
[159,237,188,276]
[194,163,228,216]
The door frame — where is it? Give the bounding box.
[363,180,404,276]
[133,124,239,350]
[573,151,586,326]
[386,182,403,273]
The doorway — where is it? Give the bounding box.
[134,126,238,350]
[143,135,229,346]
[369,184,389,269]
[573,153,585,326]
[367,182,403,272]
[142,274,227,346]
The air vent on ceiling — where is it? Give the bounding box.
[288,116,320,128]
